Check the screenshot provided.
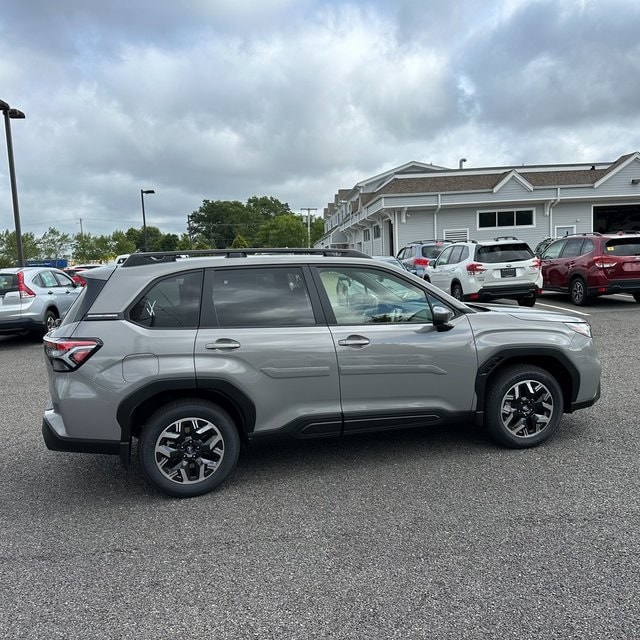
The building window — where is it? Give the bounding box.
[478,209,534,229]
[373,225,381,239]
[363,229,371,241]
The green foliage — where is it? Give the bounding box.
[0,230,40,267]
[39,227,71,259]
[0,195,321,268]
[257,214,308,247]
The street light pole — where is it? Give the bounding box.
[301,207,317,248]
[140,189,155,251]
[0,99,26,267]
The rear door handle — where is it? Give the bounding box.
[338,335,370,348]
[205,339,241,351]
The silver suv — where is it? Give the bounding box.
[0,266,81,335]
[42,249,601,498]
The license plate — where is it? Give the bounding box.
[500,268,516,278]
[622,262,640,272]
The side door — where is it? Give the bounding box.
[429,245,457,292]
[540,239,568,289]
[194,265,342,437]
[312,264,478,432]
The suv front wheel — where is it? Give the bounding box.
[138,399,240,498]
[485,365,563,448]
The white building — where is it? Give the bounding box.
[317,152,640,254]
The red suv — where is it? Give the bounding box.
[540,231,640,305]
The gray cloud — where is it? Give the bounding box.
[1,0,640,239]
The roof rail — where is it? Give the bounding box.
[615,229,640,235]
[493,236,519,241]
[121,248,372,267]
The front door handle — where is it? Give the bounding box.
[205,339,241,351]
[338,335,370,348]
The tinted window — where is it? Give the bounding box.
[561,238,584,258]
[448,246,464,264]
[476,243,533,263]
[209,267,315,327]
[606,239,640,256]
[53,271,75,287]
[542,240,567,259]
[318,266,439,325]
[129,270,203,328]
[35,271,60,288]
[421,244,448,259]
[436,246,455,265]
[0,273,17,295]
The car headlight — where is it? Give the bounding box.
[564,322,592,338]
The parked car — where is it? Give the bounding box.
[42,248,600,498]
[0,266,81,335]
[371,255,408,270]
[539,231,640,305]
[426,237,542,306]
[534,237,558,257]
[63,264,103,287]
[396,240,452,278]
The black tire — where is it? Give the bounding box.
[138,399,240,498]
[44,309,58,333]
[451,282,463,300]
[423,275,431,283]
[517,295,536,307]
[485,364,563,448]
[569,277,589,306]
[633,293,640,303]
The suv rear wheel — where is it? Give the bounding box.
[138,399,240,498]
[569,277,589,306]
[517,296,536,307]
[485,364,563,448]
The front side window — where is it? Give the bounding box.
[129,270,203,328]
[317,266,439,325]
[208,267,315,327]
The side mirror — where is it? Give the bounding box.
[432,305,454,332]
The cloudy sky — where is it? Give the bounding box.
[1,0,640,239]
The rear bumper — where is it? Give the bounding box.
[464,283,539,301]
[588,279,640,296]
[42,414,120,455]
[0,318,40,333]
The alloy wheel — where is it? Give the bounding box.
[154,417,224,485]
[499,379,554,439]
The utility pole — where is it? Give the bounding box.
[78,218,84,237]
[301,207,317,248]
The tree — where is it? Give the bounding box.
[246,196,292,219]
[39,227,71,259]
[0,230,40,267]
[231,233,249,248]
[189,200,256,248]
[257,214,307,247]
[310,218,325,246]
[111,230,136,256]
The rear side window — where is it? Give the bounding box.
[421,244,447,259]
[206,267,315,328]
[129,271,203,328]
[606,239,640,256]
[0,274,17,296]
[476,243,533,263]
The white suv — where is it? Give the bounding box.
[426,237,542,306]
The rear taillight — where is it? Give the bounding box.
[43,337,102,372]
[17,271,36,298]
[413,258,430,267]
[594,255,619,268]
[466,262,487,274]
[531,258,541,269]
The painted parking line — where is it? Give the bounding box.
[536,301,591,316]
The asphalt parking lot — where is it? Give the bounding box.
[1,295,639,639]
